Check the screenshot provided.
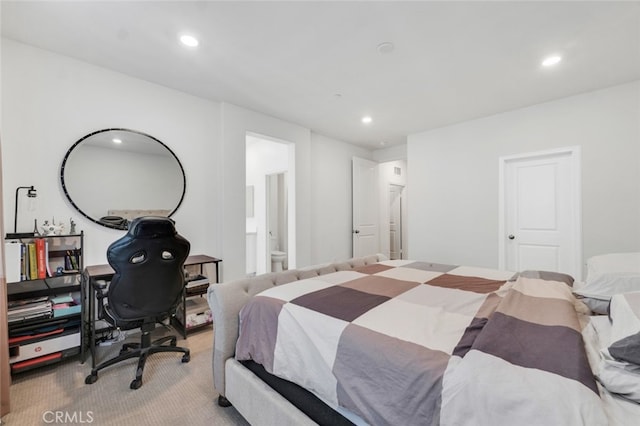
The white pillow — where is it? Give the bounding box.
[576,253,640,300]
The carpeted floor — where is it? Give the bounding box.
[3,326,249,425]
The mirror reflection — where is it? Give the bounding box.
[60,128,186,230]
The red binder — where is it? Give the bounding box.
[36,238,46,279]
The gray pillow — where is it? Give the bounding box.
[518,270,574,287]
[609,332,640,365]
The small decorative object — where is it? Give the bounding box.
[56,266,64,276]
[33,218,40,236]
[41,220,65,236]
[70,218,76,234]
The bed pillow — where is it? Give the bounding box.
[598,291,640,402]
[608,332,640,365]
[518,270,574,286]
[578,253,640,299]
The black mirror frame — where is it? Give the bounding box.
[60,128,186,230]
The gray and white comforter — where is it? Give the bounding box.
[235,260,607,425]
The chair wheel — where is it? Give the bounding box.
[182,354,190,363]
[130,378,142,390]
[85,373,98,385]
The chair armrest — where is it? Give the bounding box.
[94,279,108,290]
[92,279,109,318]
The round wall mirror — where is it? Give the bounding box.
[60,128,186,230]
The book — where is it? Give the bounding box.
[185,274,209,289]
[45,240,52,277]
[66,250,79,271]
[36,238,46,279]
[4,242,22,283]
[27,243,37,280]
[20,243,27,281]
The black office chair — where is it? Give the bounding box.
[85,216,191,389]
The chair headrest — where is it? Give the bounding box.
[127,216,176,238]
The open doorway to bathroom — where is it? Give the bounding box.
[246,133,295,276]
[389,184,404,260]
[377,160,408,260]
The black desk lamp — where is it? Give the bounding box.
[6,185,37,239]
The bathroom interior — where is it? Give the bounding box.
[246,133,294,276]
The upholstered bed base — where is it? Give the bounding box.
[207,254,387,425]
[225,358,316,426]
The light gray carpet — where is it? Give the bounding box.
[3,327,249,426]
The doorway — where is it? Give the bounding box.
[246,134,295,276]
[352,158,408,259]
[499,146,581,278]
[266,172,288,272]
[389,184,405,260]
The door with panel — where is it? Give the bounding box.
[352,157,379,257]
[500,148,581,278]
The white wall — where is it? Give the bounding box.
[408,81,640,273]
[1,39,220,266]
[1,40,373,279]
[373,144,407,163]
[309,133,373,264]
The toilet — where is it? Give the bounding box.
[271,250,287,272]
[270,235,287,272]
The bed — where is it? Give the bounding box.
[208,255,640,425]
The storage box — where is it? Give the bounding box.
[9,330,80,364]
[52,303,81,317]
[177,297,212,328]
[51,296,81,317]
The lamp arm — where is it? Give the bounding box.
[13,186,34,234]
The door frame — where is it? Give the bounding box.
[498,146,582,277]
[388,183,405,260]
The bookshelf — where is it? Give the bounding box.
[4,232,84,374]
[172,255,221,339]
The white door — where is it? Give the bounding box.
[389,185,403,260]
[352,157,379,257]
[499,147,581,278]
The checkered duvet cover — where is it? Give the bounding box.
[235,260,607,425]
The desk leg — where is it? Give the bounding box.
[80,273,87,364]
[89,279,96,369]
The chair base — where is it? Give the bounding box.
[85,332,190,390]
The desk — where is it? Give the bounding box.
[81,254,221,368]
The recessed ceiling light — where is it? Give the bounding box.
[362,116,372,124]
[179,34,199,48]
[112,138,122,144]
[542,55,562,67]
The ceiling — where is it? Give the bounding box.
[2,1,639,149]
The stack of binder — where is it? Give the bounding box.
[7,297,52,323]
[185,274,209,290]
